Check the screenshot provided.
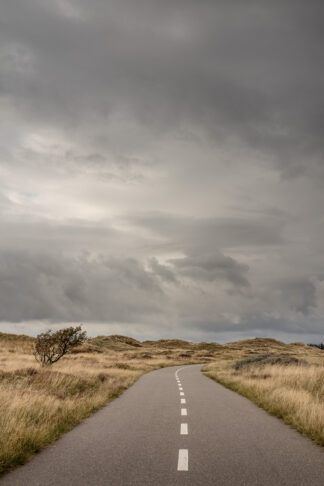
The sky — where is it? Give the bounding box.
[1,0,324,343]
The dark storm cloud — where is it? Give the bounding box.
[1,0,324,177]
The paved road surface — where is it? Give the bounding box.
[2,364,324,485]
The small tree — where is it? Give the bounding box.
[34,326,87,366]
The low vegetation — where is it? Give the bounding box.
[203,338,324,446]
[233,353,308,370]
[0,332,323,476]
[0,331,205,475]
[309,343,324,350]
[34,326,87,366]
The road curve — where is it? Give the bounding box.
[1,364,324,485]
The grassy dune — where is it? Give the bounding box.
[203,338,324,446]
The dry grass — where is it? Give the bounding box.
[1,332,323,475]
[0,333,205,476]
[203,340,324,446]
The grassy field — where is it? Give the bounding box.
[0,332,323,476]
[0,332,208,475]
[203,338,324,446]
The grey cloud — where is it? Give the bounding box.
[148,257,177,283]
[169,253,250,287]
[1,1,324,178]
[0,251,165,322]
[129,212,285,252]
[0,193,14,215]
[272,279,317,316]
[1,1,324,342]
[0,219,128,255]
[191,314,324,337]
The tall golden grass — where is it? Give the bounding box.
[204,356,324,446]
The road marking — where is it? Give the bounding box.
[177,449,188,471]
[176,369,189,472]
[175,367,185,380]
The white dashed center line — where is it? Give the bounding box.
[175,368,189,472]
[175,368,185,379]
[177,449,189,471]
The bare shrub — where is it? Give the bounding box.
[34,326,87,366]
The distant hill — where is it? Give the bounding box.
[195,342,224,351]
[143,339,194,349]
[0,332,35,343]
[221,337,319,359]
[0,331,321,358]
[0,331,35,352]
[86,335,142,352]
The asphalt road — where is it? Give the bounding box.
[2,364,324,485]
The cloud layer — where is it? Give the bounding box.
[1,0,324,341]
